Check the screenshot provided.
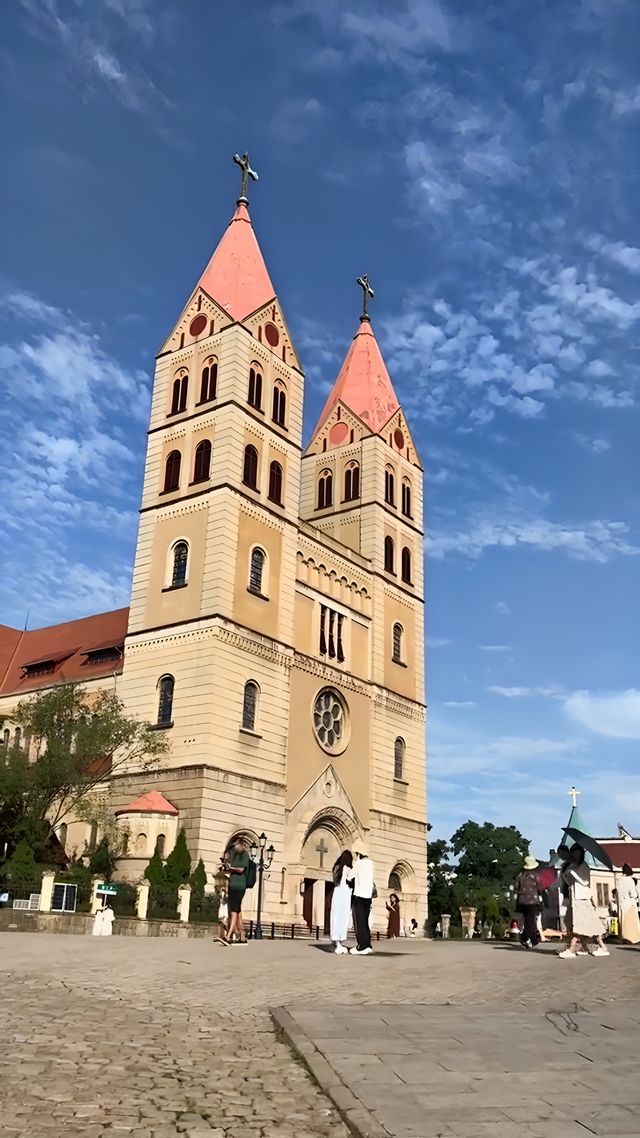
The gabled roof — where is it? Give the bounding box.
[0,608,129,696]
[196,202,276,322]
[313,318,400,437]
[565,804,597,868]
[115,791,179,817]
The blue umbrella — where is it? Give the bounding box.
[564,827,613,871]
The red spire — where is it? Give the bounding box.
[315,319,400,435]
[197,202,276,321]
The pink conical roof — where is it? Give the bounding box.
[115,791,179,817]
[315,319,400,435]
[197,202,276,321]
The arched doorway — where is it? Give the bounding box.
[299,810,359,933]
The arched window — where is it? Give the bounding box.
[200,358,218,403]
[249,547,266,595]
[135,832,147,856]
[171,372,188,415]
[242,680,260,731]
[394,737,405,780]
[163,450,181,493]
[58,823,68,850]
[171,541,188,588]
[14,726,21,748]
[193,439,212,483]
[121,833,129,855]
[248,365,263,410]
[401,479,412,518]
[388,870,402,891]
[385,466,396,506]
[155,834,166,858]
[392,622,404,663]
[272,381,287,426]
[243,444,259,489]
[317,469,333,509]
[384,536,395,573]
[401,546,412,584]
[344,462,360,502]
[268,460,283,504]
[88,822,99,851]
[2,727,9,748]
[157,674,174,727]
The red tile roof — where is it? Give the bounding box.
[115,791,178,817]
[197,202,276,322]
[314,318,400,436]
[0,608,129,697]
[598,840,640,870]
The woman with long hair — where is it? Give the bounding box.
[330,849,354,954]
[386,893,401,938]
[618,864,640,944]
[559,844,609,959]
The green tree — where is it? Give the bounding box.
[88,837,117,882]
[164,829,191,888]
[450,821,529,911]
[189,858,207,899]
[427,838,455,926]
[3,839,39,887]
[144,850,166,892]
[0,684,169,860]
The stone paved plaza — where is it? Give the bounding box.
[1,933,639,1138]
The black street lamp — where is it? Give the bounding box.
[249,832,275,940]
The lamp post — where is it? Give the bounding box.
[249,832,275,940]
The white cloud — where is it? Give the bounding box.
[611,86,640,116]
[427,637,452,648]
[443,700,476,709]
[574,433,611,455]
[489,685,565,699]
[588,235,640,273]
[479,644,511,652]
[271,98,326,143]
[428,515,637,563]
[495,601,512,615]
[565,690,640,739]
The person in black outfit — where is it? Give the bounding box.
[514,856,542,948]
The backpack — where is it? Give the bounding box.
[245,859,257,889]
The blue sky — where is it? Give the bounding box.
[1,0,639,855]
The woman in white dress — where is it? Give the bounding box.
[559,845,608,958]
[330,850,354,954]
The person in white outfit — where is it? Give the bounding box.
[350,841,375,955]
[330,850,354,953]
[100,904,115,936]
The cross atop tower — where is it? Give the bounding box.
[233,151,259,205]
[568,785,581,808]
[356,274,374,322]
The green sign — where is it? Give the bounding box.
[97,884,118,895]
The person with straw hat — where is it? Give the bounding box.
[514,856,543,949]
[349,840,375,955]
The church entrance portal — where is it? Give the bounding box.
[302,879,315,928]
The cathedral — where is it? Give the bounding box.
[0,155,427,931]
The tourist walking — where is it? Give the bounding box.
[514,856,542,949]
[618,864,640,944]
[350,841,375,955]
[224,837,250,944]
[386,893,401,938]
[330,850,354,954]
[558,844,609,958]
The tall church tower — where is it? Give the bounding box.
[115,159,427,930]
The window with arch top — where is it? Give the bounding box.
[268,460,283,505]
[401,478,412,518]
[171,541,188,588]
[193,438,212,483]
[344,461,360,502]
[248,547,266,595]
[385,466,396,506]
[248,365,263,410]
[171,372,188,415]
[157,674,174,727]
[242,680,260,731]
[200,358,218,404]
[155,833,166,858]
[394,737,405,781]
[317,469,333,510]
[392,622,404,663]
[163,450,181,493]
[384,535,395,573]
[401,546,412,585]
[243,444,259,489]
[272,381,287,427]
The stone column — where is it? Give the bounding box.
[39,869,56,913]
[90,875,103,915]
[441,913,451,939]
[459,905,477,939]
[136,880,149,920]
[177,883,191,923]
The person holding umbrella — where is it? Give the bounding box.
[558,844,609,959]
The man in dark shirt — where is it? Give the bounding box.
[225,837,250,943]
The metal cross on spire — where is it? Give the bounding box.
[568,785,581,809]
[356,274,374,322]
[233,151,259,205]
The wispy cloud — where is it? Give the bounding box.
[565,689,640,740]
[479,644,511,653]
[489,685,565,699]
[574,433,611,455]
[443,700,476,709]
[495,601,512,616]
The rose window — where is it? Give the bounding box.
[313,688,348,754]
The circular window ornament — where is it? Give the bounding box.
[313,688,349,755]
[265,322,280,347]
[190,314,207,337]
[393,428,405,451]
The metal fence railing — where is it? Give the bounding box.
[0,882,42,910]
